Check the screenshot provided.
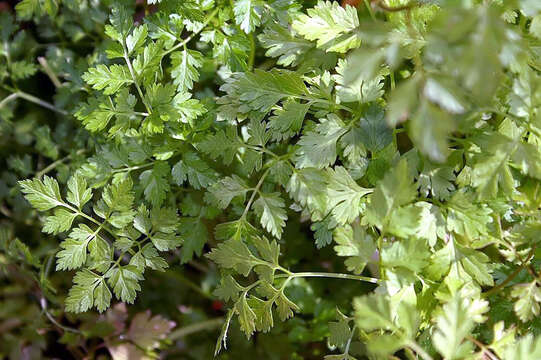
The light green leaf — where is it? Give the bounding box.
[19,176,63,211]
[67,174,92,209]
[82,64,133,95]
[254,192,287,239]
[333,223,375,274]
[292,0,360,53]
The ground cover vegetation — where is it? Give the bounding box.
[1,0,541,359]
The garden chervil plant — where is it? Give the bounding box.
[2,0,541,359]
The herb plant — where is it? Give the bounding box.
[2,0,541,359]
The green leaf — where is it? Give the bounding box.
[82,64,133,95]
[511,282,541,322]
[445,191,493,242]
[365,159,417,229]
[233,0,262,34]
[126,24,148,55]
[258,23,314,67]
[67,174,93,209]
[105,265,144,303]
[19,176,63,211]
[214,275,244,302]
[139,161,170,207]
[333,223,375,274]
[287,168,328,218]
[409,100,455,163]
[268,100,310,141]
[334,58,384,103]
[254,192,287,239]
[106,6,133,41]
[199,127,243,165]
[357,104,392,153]
[43,208,77,235]
[206,175,250,209]
[432,295,475,360]
[427,238,494,287]
[56,224,100,271]
[206,238,263,277]
[15,0,40,20]
[65,270,111,313]
[236,295,257,338]
[10,61,37,80]
[326,166,372,225]
[328,310,352,348]
[381,237,430,274]
[170,49,203,92]
[296,114,348,168]
[504,334,541,360]
[219,69,308,113]
[172,152,217,189]
[179,216,208,263]
[292,0,361,53]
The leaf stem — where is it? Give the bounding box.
[466,336,499,360]
[0,91,68,115]
[111,162,154,174]
[248,33,256,70]
[122,46,152,114]
[375,0,417,12]
[38,56,62,88]
[276,272,381,284]
[241,168,271,219]
[482,246,536,298]
[407,341,433,360]
[39,297,81,334]
[35,149,86,178]
[163,8,220,56]
[169,317,224,340]
[363,0,376,20]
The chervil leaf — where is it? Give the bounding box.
[139,161,170,207]
[214,275,244,302]
[503,334,541,360]
[219,69,308,113]
[511,282,541,322]
[19,176,63,211]
[427,238,494,287]
[56,224,100,271]
[258,23,314,67]
[170,49,203,92]
[365,159,417,229]
[334,58,384,103]
[199,126,243,165]
[172,152,217,189]
[82,64,133,95]
[66,174,92,209]
[432,295,475,360]
[65,270,111,313]
[233,0,262,34]
[292,0,360,53]
[326,166,372,225]
[105,265,144,303]
[206,238,263,277]
[287,168,328,218]
[268,100,310,141]
[43,208,77,235]
[333,223,376,274]
[357,104,392,153]
[10,60,37,80]
[179,216,207,263]
[254,192,287,239]
[296,114,348,169]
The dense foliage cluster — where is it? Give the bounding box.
[2,0,541,358]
